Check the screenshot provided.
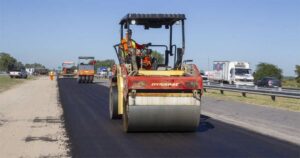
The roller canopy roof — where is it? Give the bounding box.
[120,13,186,28]
[78,56,95,59]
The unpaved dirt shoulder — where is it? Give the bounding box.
[0,76,69,158]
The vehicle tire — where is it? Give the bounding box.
[77,76,81,83]
[85,76,88,83]
[109,85,120,119]
[90,76,94,83]
[84,76,88,83]
[82,76,86,83]
[87,76,91,83]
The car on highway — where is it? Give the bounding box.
[9,69,28,79]
[256,77,281,88]
[97,67,108,78]
[200,70,208,82]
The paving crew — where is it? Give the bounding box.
[120,29,150,75]
[120,29,145,56]
[142,49,152,70]
[49,71,54,80]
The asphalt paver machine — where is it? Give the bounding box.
[110,13,203,132]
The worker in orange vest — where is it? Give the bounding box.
[120,29,150,74]
[142,49,152,70]
[120,29,145,56]
[49,71,54,80]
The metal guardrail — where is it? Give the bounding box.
[203,82,300,101]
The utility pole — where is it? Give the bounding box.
[207,57,210,70]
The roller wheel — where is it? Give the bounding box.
[90,76,94,83]
[77,76,81,83]
[86,76,90,83]
[109,86,119,119]
[83,76,87,83]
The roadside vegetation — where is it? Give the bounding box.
[253,63,300,89]
[253,62,282,81]
[0,52,42,93]
[94,59,115,70]
[204,89,300,112]
[282,77,300,89]
[0,76,26,93]
[281,65,300,88]
[0,52,47,73]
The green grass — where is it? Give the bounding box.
[204,89,300,112]
[0,76,33,93]
[282,78,300,89]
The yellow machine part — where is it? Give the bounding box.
[138,70,184,76]
[117,65,124,115]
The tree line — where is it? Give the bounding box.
[0,52,46,72]
[253,62,300,83]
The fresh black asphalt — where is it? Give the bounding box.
[58,78,300,157]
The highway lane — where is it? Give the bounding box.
[58,79,300,157]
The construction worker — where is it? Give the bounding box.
[120,29,145,57]
[49,71,54,80]
[120,29,150,74]
[142,49,152,70]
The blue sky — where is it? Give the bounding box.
[0,0,299,76]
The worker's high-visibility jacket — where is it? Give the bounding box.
[143,56,152,70]
[121,38,144,55]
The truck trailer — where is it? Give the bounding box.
[207,61,254,86]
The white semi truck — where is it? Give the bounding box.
[207,61,254,86]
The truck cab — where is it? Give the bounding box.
[230,67,254,85]
[9,69,28,79]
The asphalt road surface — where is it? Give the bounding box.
[58,79,300,157]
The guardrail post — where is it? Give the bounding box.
[271,95,276,101]
[220,90,224,94]
[236,84,239,88]
[254,85,258,90]
[242,92,246,97]
[278,87,282,92]
[220,82,223,87]
[207,81,210,85]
